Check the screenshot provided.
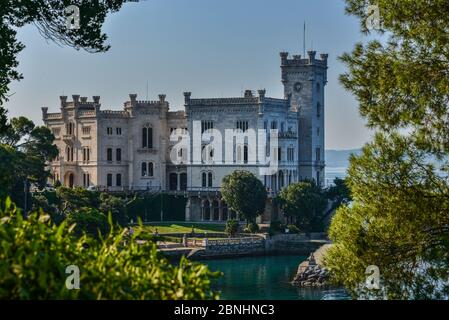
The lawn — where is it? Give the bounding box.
[138,222,226,235]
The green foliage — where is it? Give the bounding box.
[277,181,327,232]
[0,116,58,209]
[268,220,285,236]
[65,207,109,238]
[221,171,267,222]
[325,133,449,299]
[324,0,449,299]
[225,220,239,238]
[286,224,300,234]
[0,197,220,300]
[326,178,351,206]
[99,193,128,226]
[244,222,260,234]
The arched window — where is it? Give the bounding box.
[208,172,213,187]
[66,146,74,162]
[317,82,321,93]
[271,121,277,130]
[281,122,285,133]
[317,102,321,117]
[202,172,207,187]
[116,174,122,187]
[142,127,147,148]
[142,125,153,149]
[148,162,154,177]
[66,122,74,135]
[141,162,147,177]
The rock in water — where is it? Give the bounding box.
[291,244,332,288]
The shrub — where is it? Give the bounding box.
[0,198,220,300]
[244,222,260,234]
[65,207,109,238]
[225,219,239,238]
[268,220,285,235]
[286,224,301,234]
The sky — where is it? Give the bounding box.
[5,0,374,150]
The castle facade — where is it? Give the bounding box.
[42,51,328,222]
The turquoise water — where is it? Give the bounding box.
[203,255,350,300]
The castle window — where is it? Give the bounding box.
[82,147,90,163]
[202,172,207,187]
[208,172,213,187]
[107,148,113,162]
[107,174,113,187]
[107,127,113,135]
[116,148,121,162]
[317,102,321,118]
[148,162,154,177]
[66,122,74,135]
[280,122,285,133]
[52,128,61,136]
[236,121,249,132]
[317,82,321,93]
[83,173,90,187]
[116,127,122,135]
[141,162,147,177]
[142,125,153,149]
[201,121,214,134]
[116,174,122,187]
[317,127,320,136]
[316,147,321,162]
[271,121,277,130]
[66,146,74,162]
[287,147,294,162]
[82,127,90,135]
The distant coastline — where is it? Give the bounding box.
[324,149,361,185]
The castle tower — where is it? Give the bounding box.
[280,51,328,186]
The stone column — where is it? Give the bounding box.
[218,200,223,221]
[201,200,205,221]
[209,199,213,222]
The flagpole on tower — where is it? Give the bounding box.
[303,21,306,57]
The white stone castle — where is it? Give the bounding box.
[42,50,328,222]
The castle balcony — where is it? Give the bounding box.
[278,131,297,140]
[62,134,75,144]
[137,148,158,155]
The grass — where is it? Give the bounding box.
[138,222,226,235]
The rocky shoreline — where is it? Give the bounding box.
[291,244,332,287]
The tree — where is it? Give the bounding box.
[325,133,449,299]
[324,0,449,299]
[0,198,220,299]
[65,207,109,238]
[0,1,137,107]
[225,219,239,238]
[99,193,129,226]
[221,171,267,223]
[277,181,327,232]
[0,117,58,208]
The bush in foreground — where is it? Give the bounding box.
[0,198,220,300]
